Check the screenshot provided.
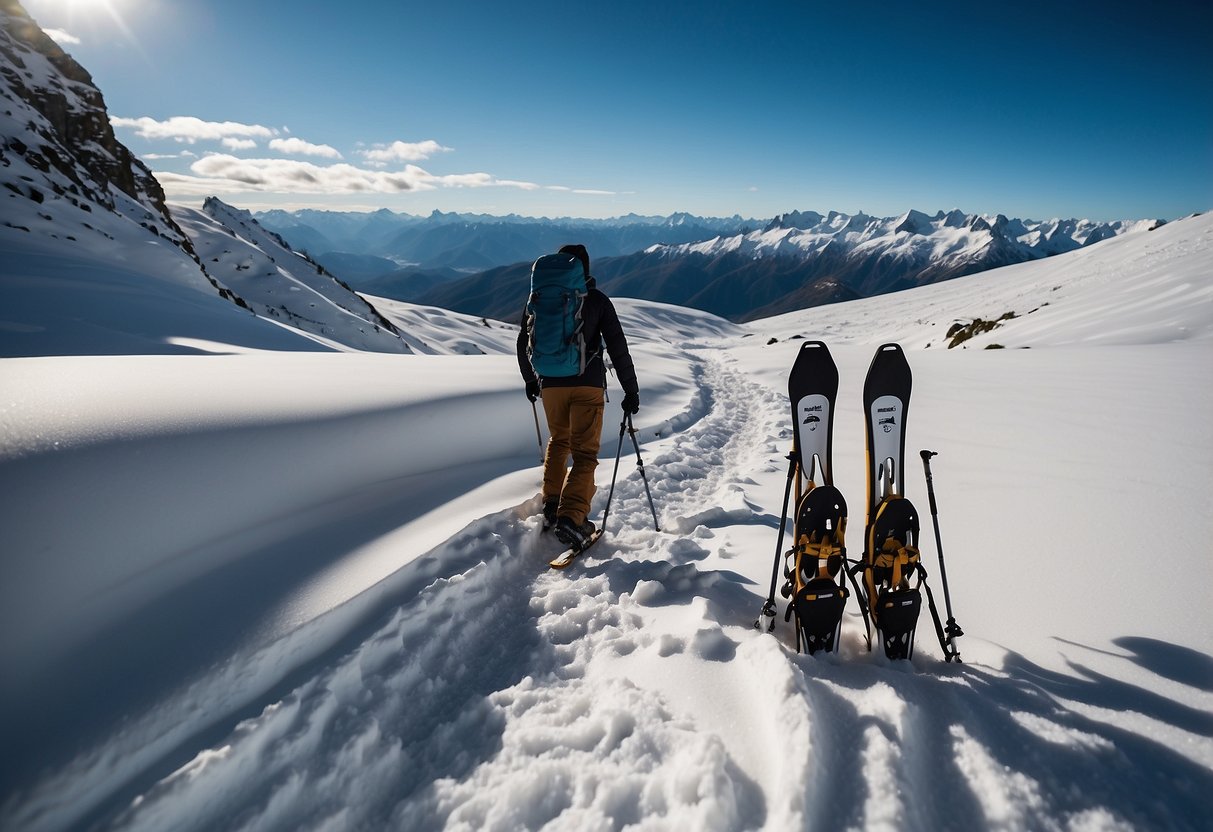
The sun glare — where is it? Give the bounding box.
[60,0,119,10]
[32,0,129,22]
[30,0,142,57]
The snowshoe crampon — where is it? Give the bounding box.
[875,586,922,660]
[790,577,847,654]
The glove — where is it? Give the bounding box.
[621,390,640,415]
[525,380,541,402]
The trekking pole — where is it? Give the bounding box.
[626,414,660,531]
[531,400,544,463]
[920,450,964,661]
[755,451,797,632]
[599,417,629,534]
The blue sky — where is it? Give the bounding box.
[24,0,1212,221]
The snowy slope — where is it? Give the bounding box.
[0,219,317,356]
[1,5,353,357]
[749,210,1212,350]
[2,213,1210,831]
[173,198,411,353]
[0,14,320,357]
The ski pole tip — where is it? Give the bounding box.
[920,449,938,460]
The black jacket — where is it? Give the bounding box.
[516,282,638,395]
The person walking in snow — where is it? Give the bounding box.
[517,243,640,549]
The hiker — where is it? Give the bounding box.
[517,244,640,548]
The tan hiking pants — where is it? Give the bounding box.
[541,386,605,525]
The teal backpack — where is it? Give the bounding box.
[525,252,590,378]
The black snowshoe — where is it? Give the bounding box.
[850,343,959,661]
[758,341,856,654]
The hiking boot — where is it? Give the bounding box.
[554,516,596,548]
[542,498,559,528]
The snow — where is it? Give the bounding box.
[1,213,1212,831]
[658,209,1159,276]
[174,200,412,354]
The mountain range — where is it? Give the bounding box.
[254,205,1162,325]
[253,208,761,274]
[405,208,1161,323]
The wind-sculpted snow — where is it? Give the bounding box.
[1,219,1211,831]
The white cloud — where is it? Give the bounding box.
[269,137,342,159]
[154,155,541,196]
[44,29,81,45]
[434,172,494,188]
[546,185,615,196]
[359,140,452,164]
[222,138,258,150]
[497,179,543,191]
[111,116,278,144]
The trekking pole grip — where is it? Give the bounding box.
[920,449,939,515]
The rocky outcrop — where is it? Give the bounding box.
[1,1,171,227]
[0,0,252,306]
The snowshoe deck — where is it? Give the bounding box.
[863,343,912,521]
[788,340,839,486]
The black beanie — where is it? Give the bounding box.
[558,244,590,277]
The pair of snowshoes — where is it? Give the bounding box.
[761,341,953,662]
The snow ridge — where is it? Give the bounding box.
[174,198,411,353]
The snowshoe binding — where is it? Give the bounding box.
[864,496,923,660]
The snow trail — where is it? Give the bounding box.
[88,349,796,830]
